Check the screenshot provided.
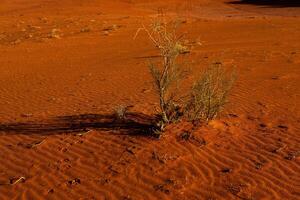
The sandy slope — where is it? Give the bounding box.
[0,0,299,199]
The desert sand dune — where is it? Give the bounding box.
[0,0,299,199]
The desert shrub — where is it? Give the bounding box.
[135,19,188,130]
[135,18,236,134]
[184,62,236,122]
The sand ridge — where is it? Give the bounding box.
[0,0,299,199]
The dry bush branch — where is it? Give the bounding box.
[135,18,188,130]
[184,62,236,122]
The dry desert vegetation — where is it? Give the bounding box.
[0,0,299,200]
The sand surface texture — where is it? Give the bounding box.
[0,0,299,199]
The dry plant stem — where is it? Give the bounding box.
[136,20,182,125]
[160,54,172,123]
[12,177,26,185]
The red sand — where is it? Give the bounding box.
[0,0,299,199]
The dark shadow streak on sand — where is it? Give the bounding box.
[228,0,300,7]
[0,112,156,136]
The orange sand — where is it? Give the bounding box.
[0,0,299,199]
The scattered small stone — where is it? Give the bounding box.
[108,165,119,175]
[122,195,132,200]
[227,183,241,195]
[47,188,54,194]
[179,19,187,24]
[228,113,238,118]
[271,76,279,80]
[80,27,91,33]
[99,178,110,185]
[271,148,279,154]
[278,125,288,130]
[126,147,135,155]
[181,131,191,141]
[153,184,170,194]
[11,39,21,45]
[259,123,267,128]
[153,179,177,194]
[39,17,48,23]
[175,43,190,54]
[189,135,206,147]
[68,178,80,185]
[141,88,151,93]
[103,31,110,36]
[257,101,266,107]
[284,151,299,160]
[255,162,263,170]
[48,29,61,39]
[247,115,256,121]
[152,151,166,164]
[164,178,176,185]
[270,145,286,154]
[285,154,296,160]
[111,24,120,30]
[102,24,121,33]
[221,168,232,173]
